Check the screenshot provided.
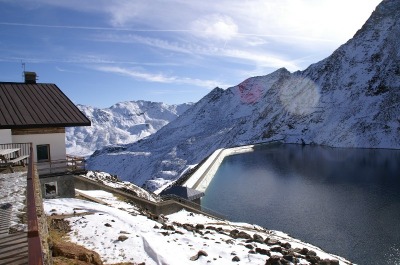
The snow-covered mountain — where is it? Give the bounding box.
[66,101,192,156]
[87,0,400,191]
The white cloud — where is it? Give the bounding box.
[107,1,146,27]
[220,49,299,70]
[191,14,239,41]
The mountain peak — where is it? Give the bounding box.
[66,100,193,157]
[375,0,400,16]
[353,0,399,38]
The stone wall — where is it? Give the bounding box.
[74,175,218,219]
[39,174,75,199]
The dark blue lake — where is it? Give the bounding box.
[201,144,400,265]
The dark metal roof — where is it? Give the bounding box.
[160,186,205,201]
[0,82,91,129]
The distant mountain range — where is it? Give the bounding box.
[66,101,192,156]
[87,0,400,191]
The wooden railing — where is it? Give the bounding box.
[36,156,86,176]
[67,155,86,173]
[26,145,44,265]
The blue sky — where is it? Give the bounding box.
[0,0,381,108]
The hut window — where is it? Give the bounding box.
[37,144,50,162]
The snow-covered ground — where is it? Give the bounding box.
[44,189,352,265]
[0,169,351,264]
[0,172,27,232]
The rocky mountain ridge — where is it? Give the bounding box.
[66,100,192,156]
[87,0,400,191]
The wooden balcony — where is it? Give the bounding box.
[1,143,86,176]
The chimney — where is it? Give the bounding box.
[24,71,37,84]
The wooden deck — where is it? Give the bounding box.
[0,206,28,264]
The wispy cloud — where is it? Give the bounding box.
[55,66,84,73]
[149,89,199,95]
[0,22,192,32]
[0,55,178,67]
[94,33,299,70]
[0,22,339,44]
[96,66,173,83]
[94,34,193,54]
[94,66,229,89]
[89,31,335,74]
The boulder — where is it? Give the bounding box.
[270,246,283,253]
[245,244,254,249]
[318,259,340,265]
[298,248,309,255]
[253,233,264,243]
[195,224,205,229]
[280,242,291,249]
[206,226,217,231]
[117,235,129,242]
[190,250,208,261]
[229,229,239,238]
[236,231,252,239]
[161,224,175,231]
[307,250,317,256]
[265,238,281,245]
[265,256,283,265]
[283,254,294,262]
[256,248,271,256]
[183,224,195,231]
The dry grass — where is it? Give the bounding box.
[48,217,71,242]
[48,216,103,265]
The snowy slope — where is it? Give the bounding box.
[66,101,192,156]
[87,0,400,191]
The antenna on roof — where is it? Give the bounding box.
[21,61,26,82]
[21,62,38,84]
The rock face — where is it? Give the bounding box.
[87,0,400,191]
[66,100,192,157]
